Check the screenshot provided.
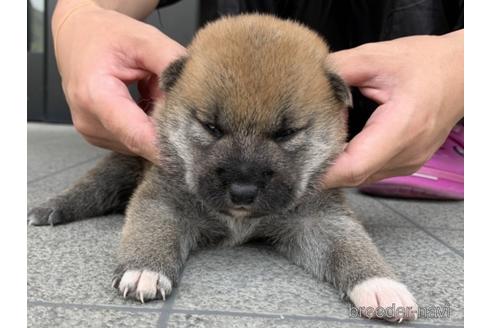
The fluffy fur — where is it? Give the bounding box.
[28,15,417,321]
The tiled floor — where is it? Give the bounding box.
[27,123,464,328]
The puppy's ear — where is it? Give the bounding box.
[160,56,188,92]
[327,71,353,108]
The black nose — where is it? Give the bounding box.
[229,183,258,205]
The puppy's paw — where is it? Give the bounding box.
[349,277,418,322]
[112,269,173,303]
[28,206,64,226]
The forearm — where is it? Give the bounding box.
[51,0,160,61]
[53,0,159,27]
[93,0,159,19]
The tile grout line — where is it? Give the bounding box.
[422,227,464,232]
[156,294,177,328]
[376,200,464,258]
[28,155,104,185]
[167,308,374,324]
[27,300,162,313]
[362,223,463,232]
[167,308,463,328]
[27,300,463,327]
[156,275,184,328]
[345,192,463,232]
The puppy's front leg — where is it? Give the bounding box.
[271,211,418,321]
[112,175,199,303]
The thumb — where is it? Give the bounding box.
[322,103,403,188]
[97,79,160,163]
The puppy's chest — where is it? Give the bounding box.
[219,217,261,246]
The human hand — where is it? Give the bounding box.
[52,0,186,163]
[323,30,464,188]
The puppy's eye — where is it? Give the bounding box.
[202,122,224,139]
[272,128,300,142]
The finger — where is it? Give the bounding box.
[322,103,407,188]
[333,143,424,187]
[115,67,154,85]
[101,99,158,163]
[77,120,147,158]
[95,80,159,164]
[328,48,392,104]
[83,134,134,155]
[328,47,377,86]
[362,165,421,186]
[359,143,426,185]
[71,105,134,153]
[136,28,187,76]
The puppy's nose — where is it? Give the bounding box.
[229,183,258,205]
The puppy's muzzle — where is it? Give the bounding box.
[215,161,274,206]
[229,183,258,205]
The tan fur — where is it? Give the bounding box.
[158,14,343,137]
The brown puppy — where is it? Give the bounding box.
[29,15,418,321]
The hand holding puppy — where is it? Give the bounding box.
[52,0,185,163]
[324,30,464,188]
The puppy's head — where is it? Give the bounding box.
[155,15,350,217]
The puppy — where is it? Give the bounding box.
[29,14,418,321]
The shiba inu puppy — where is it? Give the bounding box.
[29,14,417,321]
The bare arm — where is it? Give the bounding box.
[53,0,160,23]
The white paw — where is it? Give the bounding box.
[113,270,173,303]
[349,277,418,322]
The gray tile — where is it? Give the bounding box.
[174,245,349,319]
[167,312,402,328]
[173,227,463,326]
[27,160,100,209]
[364,226,464,326]
[27,215,161,308]
[27,123,79,145]
[26,124,158,308]
[378,198,464,230]
[426,229,464,253]
[28,304,159,328]
[343,188,412,227]
[28,123,108,183]
[26,123,464,327]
